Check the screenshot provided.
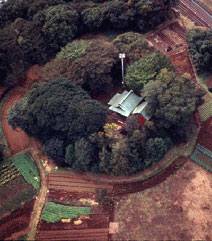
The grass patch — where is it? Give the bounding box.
[41,202,91,223]
[11,152,40,190]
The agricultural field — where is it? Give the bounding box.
[12,152,40,190]
[0,152,40,239]
[194,0,212,15]
[112,160,212,240]
[0,159,20,187]
[41,202,91,223]
[0,200,35,240]
[36,173,113,240]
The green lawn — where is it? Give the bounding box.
[11,152,40,190]
[41,202,91,223]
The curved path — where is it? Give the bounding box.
[1,87,30,155]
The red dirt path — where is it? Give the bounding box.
[1,88,30,154]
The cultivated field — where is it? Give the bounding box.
[194,0,212,15]
[36,172,113,240]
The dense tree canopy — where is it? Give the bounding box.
[186,28,212,74]
[39,39,119,93]
[41,4,79,51]
[0,19,48,85]
[8,78,107,144]
[141,69,205,129]
[125,52,173,92]
[112,32,154,63]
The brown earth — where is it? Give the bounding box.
[1,88,30,154]
[112,160,212,240]
[0,200,35,240]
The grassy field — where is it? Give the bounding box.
[12,152,40,190]
[41,202,91,223]
[194,0,212,15]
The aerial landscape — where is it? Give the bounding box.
[0,0,212,240]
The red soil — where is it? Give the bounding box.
[0,200,35,240]
[1,88,30,154]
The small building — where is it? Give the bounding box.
[108,90,152,124]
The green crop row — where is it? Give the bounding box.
[11,152,40,190]
[0,160,20,186]
[41,202,91,223]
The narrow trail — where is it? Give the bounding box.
[27,150,48,241]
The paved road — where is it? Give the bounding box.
[177,0,212,28]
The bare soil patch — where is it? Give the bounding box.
[112,160,212,240]
[1,88,30,154]
[171,50,195,79]
[0,200,35,240]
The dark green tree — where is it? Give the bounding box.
[103,0,134,30]
[141,69,205,129]
[145,137,168,162]
[41,4,79,51]
[186,28,212,74]
[81,7,104,32]
[8,78,107,144]
[44,137,64,164]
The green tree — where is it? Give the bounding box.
[125,52,173,92]
[8,78,107,144]
[56,39,119,92]
[82,7,104,32]
[104,0,134,30]
[186,28,212,74]
[41,4,79,51]
[112,32,154,63]
[142,69,205,129]
[145,137,168,162]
